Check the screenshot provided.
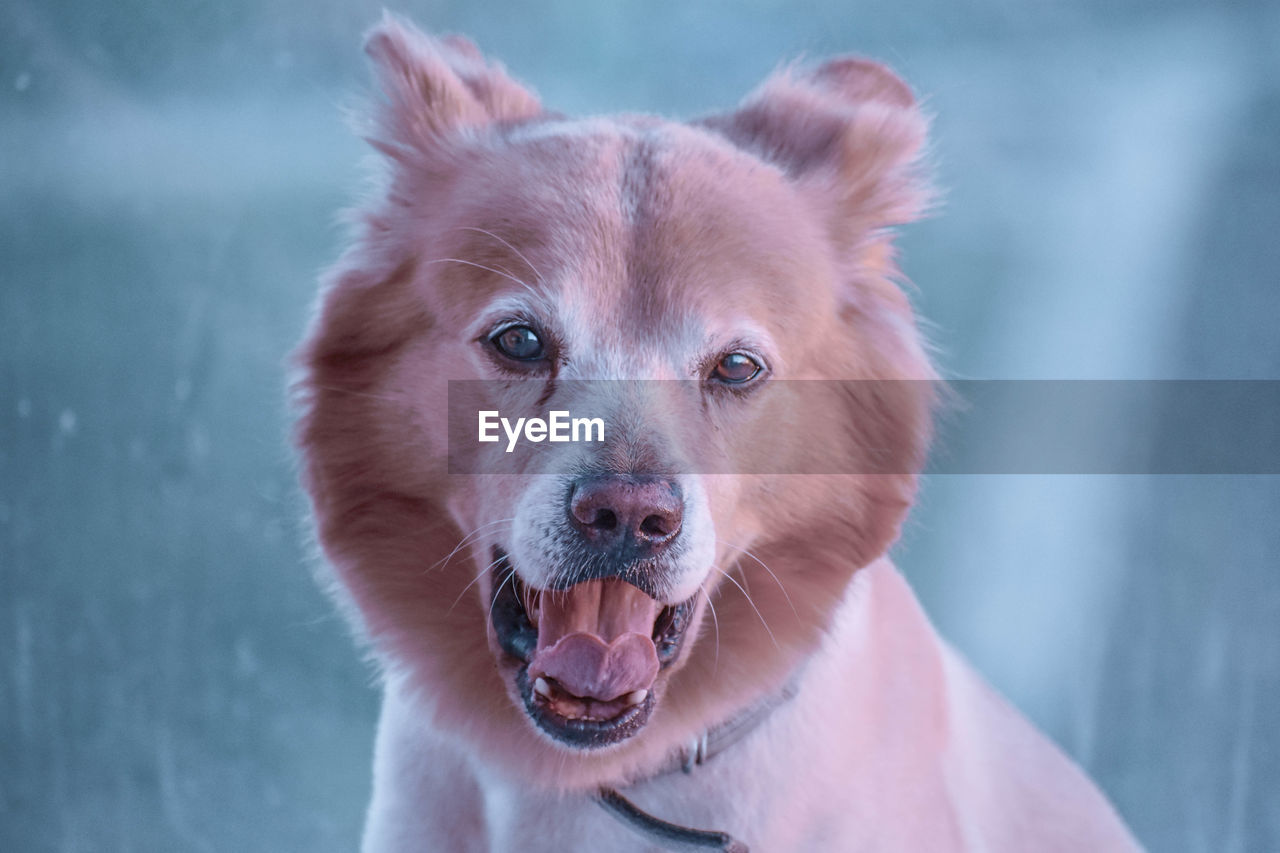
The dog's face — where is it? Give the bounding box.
[296,17,934,787]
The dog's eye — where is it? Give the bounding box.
[710,352,762,385]
[491,325,545,361]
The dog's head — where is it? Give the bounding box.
[295,15,934,788]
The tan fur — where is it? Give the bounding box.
[293,14,1139,850]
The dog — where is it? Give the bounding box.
[293,14,1141,851]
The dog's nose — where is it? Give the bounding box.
[567,476,683,557]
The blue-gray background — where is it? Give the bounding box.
[3,1,1277,850]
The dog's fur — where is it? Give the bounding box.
[293,15,1140,851]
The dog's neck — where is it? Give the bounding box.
[669,677,801,778]
[595,677,801,852]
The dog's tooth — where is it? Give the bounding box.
[533,677,552,699]
[624,689,648,706]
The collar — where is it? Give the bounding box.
[594,679,799,852]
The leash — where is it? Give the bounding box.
[594,681,799,853]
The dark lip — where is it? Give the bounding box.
[515,667,655,749]
[489,545,695,749]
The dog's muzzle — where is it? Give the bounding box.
[489,546,695,748]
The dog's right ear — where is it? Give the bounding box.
[362,13,541,161]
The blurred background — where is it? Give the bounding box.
[2,0,1277,850]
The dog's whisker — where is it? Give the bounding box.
[448,552,511,615]
[521,577,540,620]
[717,538,799,620]
[487,259,524,288]
[426,517,515,575]
[422,257,540,299]
[484,566,519,629]
[454,226,546,286]
[711,563,779,651]
[416,515,507,558]
[736,560,752,598]
[699,585,720,679]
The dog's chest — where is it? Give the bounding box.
[473,707,857,852]
[478,762,776,851]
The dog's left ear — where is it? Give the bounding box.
[700,58,929,265]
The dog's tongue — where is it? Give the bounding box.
[528,579,660,702]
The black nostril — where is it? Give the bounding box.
[639,513,672,539]
[591,509,618,531]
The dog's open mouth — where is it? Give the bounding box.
[489,547,693,748]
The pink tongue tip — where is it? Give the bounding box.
[526,578,662,701]
[529,631,659,702]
